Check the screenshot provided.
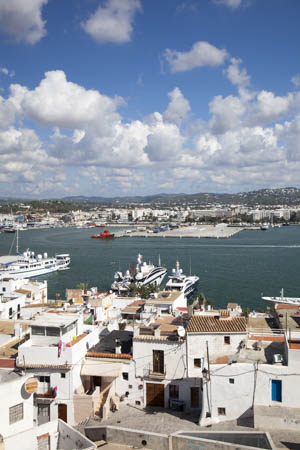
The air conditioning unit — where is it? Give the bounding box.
[273,354,283,364]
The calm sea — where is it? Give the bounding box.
[1,225,300,310]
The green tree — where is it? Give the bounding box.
[76,282,88,290]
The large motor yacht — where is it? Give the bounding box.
[0,230,70,279]
[111,254,167,293]
[165,260,199,298]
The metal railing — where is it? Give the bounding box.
[143,363,166,378]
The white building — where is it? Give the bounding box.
[0,367,96,450]
[199,327,300,431]
[133,316,201,412]
[16,311,99,426]
[186,314,247,379]
[0,277,47,320]
[146,291,187,315]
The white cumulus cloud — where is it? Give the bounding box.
[0,0,47,45]
[291,74,300,88]
[212,0,243,9]
[82,0,141,44]
[163,87,190,125]
[11,70,123,130]
[164,41,228,73]
[224,58,251,87]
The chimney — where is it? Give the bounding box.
[115,338,121,354]
[154,326,161,338]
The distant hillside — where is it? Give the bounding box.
[1,188,300,208]
[62,187,300,207]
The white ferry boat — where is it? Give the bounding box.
[0,230,70,279]
[165,260,199,298]
[111,254,167,293]
[262,288,300,306]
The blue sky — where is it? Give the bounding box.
[0,0,300,198]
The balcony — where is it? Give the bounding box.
[143,363,166,380]
[35,387,57,403]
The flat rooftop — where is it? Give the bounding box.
[30,313,78,328]
[276,306,300,333]
[147,291,182,304]
[230,338,285,365]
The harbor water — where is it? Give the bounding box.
[1,225,300,310]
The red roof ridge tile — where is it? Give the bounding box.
[87,352,132,360]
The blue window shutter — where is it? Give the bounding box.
[271,380,282,402]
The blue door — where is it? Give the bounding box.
[271,380,282,402]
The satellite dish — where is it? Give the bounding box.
[177,326,186,337]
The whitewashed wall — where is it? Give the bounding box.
[187,332,246,378]
[200,361,300,426]
[0,374,34,439]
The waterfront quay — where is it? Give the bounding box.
[114,224,244,239]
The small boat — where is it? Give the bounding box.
[91,230,114,239]
[3,228,16,233]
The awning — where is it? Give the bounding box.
[81,360,123,377]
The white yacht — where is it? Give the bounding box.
[111,254,167,293]
[262,288,300,306]
[0,230,70,279]
[165,260,199,298]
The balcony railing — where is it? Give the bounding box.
[143,363,166,379]
[35,387,57,399]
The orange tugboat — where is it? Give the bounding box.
[91,229,114,239]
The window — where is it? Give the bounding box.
[169,384,179,399]
[9,403,23,424]
[224,336,230,345]
[218,407,226,416]
[39,376,50,383]
[229,378,234,384]
[61,322,76,335]
[194,358,201,368]
[32,326,45,336]
[122,372,128,381]
[60,373,66,379]
[46,327,60,336]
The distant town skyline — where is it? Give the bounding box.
[0,0,300,198]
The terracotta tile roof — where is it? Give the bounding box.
[87,352,132,360]
[122,307,141,314]
[16,363,71,369]
[67,333,87,347]
[133,335,179,342]
[214,355,229,364]
[249,335,285,342]
[0,359,15,368]
[289,340,300,350]
[276,304,299,310]
[220,309,230,317]
[187,316,246,333]
[227,303,238,309]
[128,300,146,307]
